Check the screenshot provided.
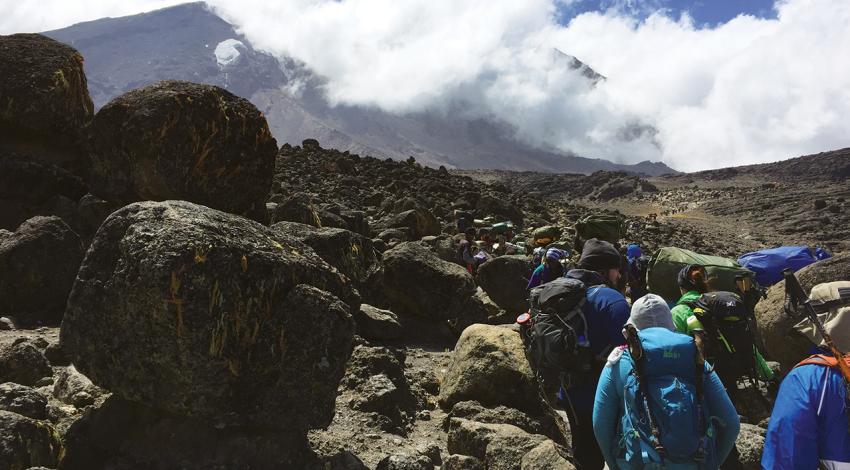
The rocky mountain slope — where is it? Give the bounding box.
[1,29,848,470]
[44,2,674,175]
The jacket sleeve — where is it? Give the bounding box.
[461,243,476,265]
[670,304,690,334]
[761,367,820,470]
[603,298,630,352]
[593,361,621,470]
[526,266,542,291]
[702,368,740,465]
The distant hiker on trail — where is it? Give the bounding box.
[593,294,741,470]
[762,281,850,469]
[625,243,649,303]
[559,238,631,470]
[526,247,568,290]
[457,227,477,274]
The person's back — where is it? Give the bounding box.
[593,295,740,470]
[559,239,630,470]
[762,354,850,469]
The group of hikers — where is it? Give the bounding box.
[454,219,849,469]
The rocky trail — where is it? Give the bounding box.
[0,32,848,470]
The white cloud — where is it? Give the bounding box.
[2,0,849,171]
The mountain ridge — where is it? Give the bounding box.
[44,2,676,176]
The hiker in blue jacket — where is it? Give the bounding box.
[526,247,568,290]
[593,294,740,469]
[761,306,850,470]
[560,238,631,470]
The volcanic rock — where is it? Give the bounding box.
[272,192,323,227]
[520,440,575,470]
[272,221,383,303]
[756,253,850,371]
[0,340,52,387]
[476,256,532,314]
[353,304,403,342]
[53,366,106,408]
[60,200,356,430]
[376,453,433,470]
[0,383,48,420]
[382,242,485,322]
[381,208,442,240]
[88,80,277,218]
[0,215,84,323]
[0,34,93,173]
[60,396,316,469]
[439,324,540,414]
[0,410,61,469]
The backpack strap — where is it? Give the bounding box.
[795,354,850,369]
[624,325,667,463]
[693,331,709,463]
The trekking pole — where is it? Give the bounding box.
[783,269,850,385]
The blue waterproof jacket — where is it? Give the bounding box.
[527,264,562,290]
[559,269,630,412]
[762,356,850,470]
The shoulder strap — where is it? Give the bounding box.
[795,354,850,369]
[693,331,709,463]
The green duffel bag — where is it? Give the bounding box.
[646,247,755,303]
[574,214,625,245]
[532,225,561,242]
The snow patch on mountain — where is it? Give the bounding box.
[214,38,245,70]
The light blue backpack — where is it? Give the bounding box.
[618,327,718,469]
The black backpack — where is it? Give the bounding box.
[692,291,757,383]
[525,277,594,392]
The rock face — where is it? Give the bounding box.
[353,304,403,342]
[0,383,48,420]
[382,208,441,240]
[476,256,532,315]
[439,324,539,414]
[0,34,93,171]
[0,215,84,323]
[0,340,53,386]
[272,192,323,227]
[88,80,277,218]
[756,254,850,371]
[60,200,356,430]
[272,221,383,303]
[60,396,316,470]
[0,410,62,469]
[0,153,88,230]
[734,423,766,470]
[382,242,483,322]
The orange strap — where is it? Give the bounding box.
[795,354,850,369]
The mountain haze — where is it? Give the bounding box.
[44,2,675,175]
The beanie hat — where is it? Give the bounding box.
[627,294,675,332]
[678,264,707,291]
[626,244,642,260]
[546,247,567,261]
[578,238,621,272]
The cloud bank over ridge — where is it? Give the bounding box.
[3,0,849,171]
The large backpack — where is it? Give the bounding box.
[692,291,758,383]
[525,277,594,392]
[574,214,624,250]
[619,326,718,468]
[646,247,755,303]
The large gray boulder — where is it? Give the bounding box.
[60,396,317,469]
[756,254,850,371]
[0,34,93,173]
[272,221,383,303]
[60,200,356,430]
[0,410,61,469]
[476,256,532,315]
[439,324,540,415]
[382,208,441,240]
[382,242,485,322]
[88,81,277,219]
[0,216,84,323]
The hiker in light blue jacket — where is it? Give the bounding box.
[593,294,740,469]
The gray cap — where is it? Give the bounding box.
[627,294,675,332]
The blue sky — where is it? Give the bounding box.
[557,0,778,26]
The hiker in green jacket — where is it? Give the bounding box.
[671,265,774,382]
[670,264,708,333]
